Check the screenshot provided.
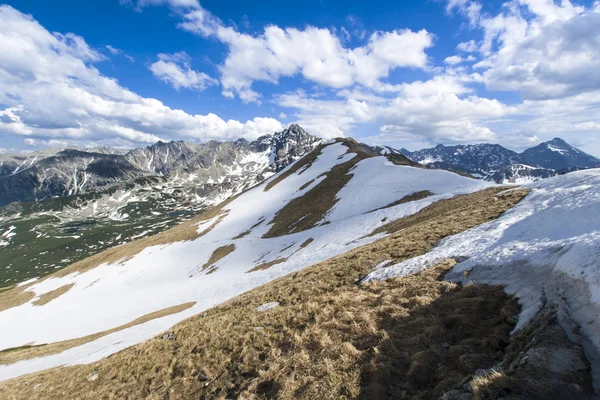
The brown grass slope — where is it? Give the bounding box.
[0,187,530,400]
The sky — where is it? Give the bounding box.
[1,0,600,156]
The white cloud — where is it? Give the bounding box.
[106,45,135,62]
[0,6,283,147]
[176,6,434,102]
[456,39,478,52]
[275,71,510,145]
[445,55,476,65]
[441,0,600,155]
[149,52,217,91]
[479,5,600,100]
[444,55,464,65]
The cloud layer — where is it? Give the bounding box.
[0,5,283,148]
[2,0,600,155]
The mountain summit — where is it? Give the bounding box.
[521,138,600,170]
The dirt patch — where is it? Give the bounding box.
[32,284,75,306]
[263,143,327,192]
[232,217,265,240]
[0,288,35,313]
[263,140,374,238]
[299,238,314,249]
[0,302,196,366]
[365,190,434,214]
[247,258,288,273]
[298,178,316,192]
[0,187,530,400]
[201,244,235,271]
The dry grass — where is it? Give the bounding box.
[0,288,35,313]
[299,238,313,249]
[370,187,528,236]
[263,140,374,238]
[32,284,75,306]
[247,258,288,273]
[384,152,421,167]
[469,370,518,399]
[232,218,265,240]
[0,186,529,400]
[365,190,433,214]
[0,302,196,365]
[201,245,236,271]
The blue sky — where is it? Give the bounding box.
[1,0,600,156]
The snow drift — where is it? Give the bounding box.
[363,169,600,388]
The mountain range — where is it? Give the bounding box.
[0,124,320,208]
[2,131,598,210]
[400,137,600,183]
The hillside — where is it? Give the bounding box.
[0,140,598,399]
[0,138,491,379]
[0,182,533,399]
[0,125,320,286]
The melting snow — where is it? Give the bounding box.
[363,170,600,388]
[0,142,490,381]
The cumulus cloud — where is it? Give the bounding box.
[440,0,600,154]
[149,52,217,91]
[456,39,478,52]
[0,5,283,148]
[176,5,434,102]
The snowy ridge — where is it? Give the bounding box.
[362,169,600,388]
[0,141,490,381]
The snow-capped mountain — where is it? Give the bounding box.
[0,125,321,208]
[0,150,146,207]
[402,143,522,176]
[521,137,600,170]
[401,138,599,181]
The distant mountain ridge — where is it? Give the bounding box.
[0,124,321,207]
[399,138,600,183]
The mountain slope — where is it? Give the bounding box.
[365,169,600,391]
[487,163,557,184]
[0,125,321,285]
[0,138,491,381]
[0,183,534,399]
